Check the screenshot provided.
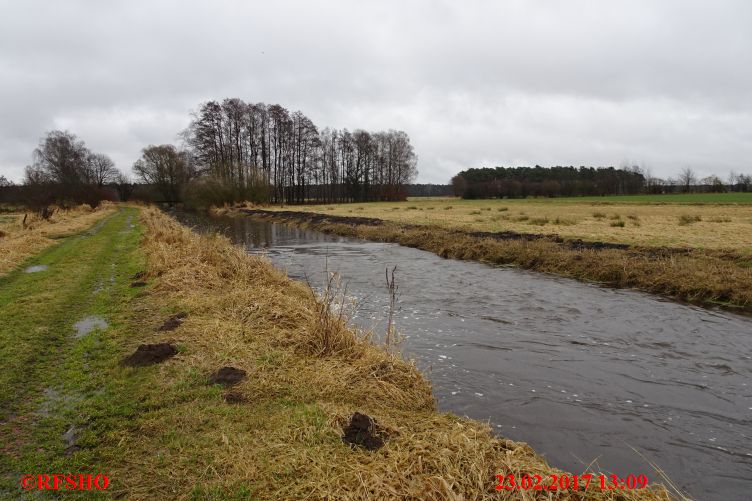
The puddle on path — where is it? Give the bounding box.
[63,424,82,455]
[73,316,108,338]
[25,265,48,273]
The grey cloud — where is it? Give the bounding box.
[1,0,751,183]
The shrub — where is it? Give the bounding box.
[182,176,270,210]
[678,214,702,225]
[592,212,606,219]
[610,220,626,227]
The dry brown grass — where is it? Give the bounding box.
[0,203,116,275]
[228,209,752,313]
[255,199,752,253]
[108,207,680,500]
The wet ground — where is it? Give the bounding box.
[175,211,752,500]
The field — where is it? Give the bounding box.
[0,204,116,274]
[270,194,752,252]
[229,193,752,312]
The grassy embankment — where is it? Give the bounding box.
[0,205,678,499]
[226,193,752,312]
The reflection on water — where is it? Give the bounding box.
[175,211,752,500]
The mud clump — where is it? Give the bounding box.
[209,366,247,387]
[241,208,384,227]
[130,281,147,288]
[342,412,386,451]
[158,312,188,331]
[223,391,246,404]
[122,343,177,367]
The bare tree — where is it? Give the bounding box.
[133,145,192,201]
[113,171,134,201]
[677,167,697,193]
[86,152,118,187]
[33,130,90,187]
[182,98,418,205]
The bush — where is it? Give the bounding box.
[678,214,702,225]
[182,177,270,210]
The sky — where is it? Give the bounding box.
[1,0,751,184]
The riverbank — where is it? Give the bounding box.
[224,206,752,313]
[0,205,679,499]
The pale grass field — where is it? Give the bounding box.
[0,204,116,274]
[268,197,752,252]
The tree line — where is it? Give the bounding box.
[451,165,752,199]
[176,99,418,206]
[452,166,646,198]
[1,130,133,216]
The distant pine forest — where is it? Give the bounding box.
[451,166,752,199]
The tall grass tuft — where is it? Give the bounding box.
[678,214,702,225]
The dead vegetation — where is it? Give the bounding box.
[0,203,116,275]
[237,209,752,313]
[113,206,679,499]
[249,199,752,251]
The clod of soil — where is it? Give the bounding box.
[122,343,177,367]
[223,391,246,404]
[130,281,147,287]
[209,366,247,387]
[157,312,188,331]
[342,412,386,451]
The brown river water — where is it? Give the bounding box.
[174,211,752,501]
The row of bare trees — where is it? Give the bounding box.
[649,167,752,193]
[17,130,129,214]
[182,99,418,204]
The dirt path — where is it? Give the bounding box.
[0,207,144,495]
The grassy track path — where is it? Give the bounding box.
[0,207,144,497]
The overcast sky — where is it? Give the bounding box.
[1,0,751,183]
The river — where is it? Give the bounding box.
[174,210,752,500]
